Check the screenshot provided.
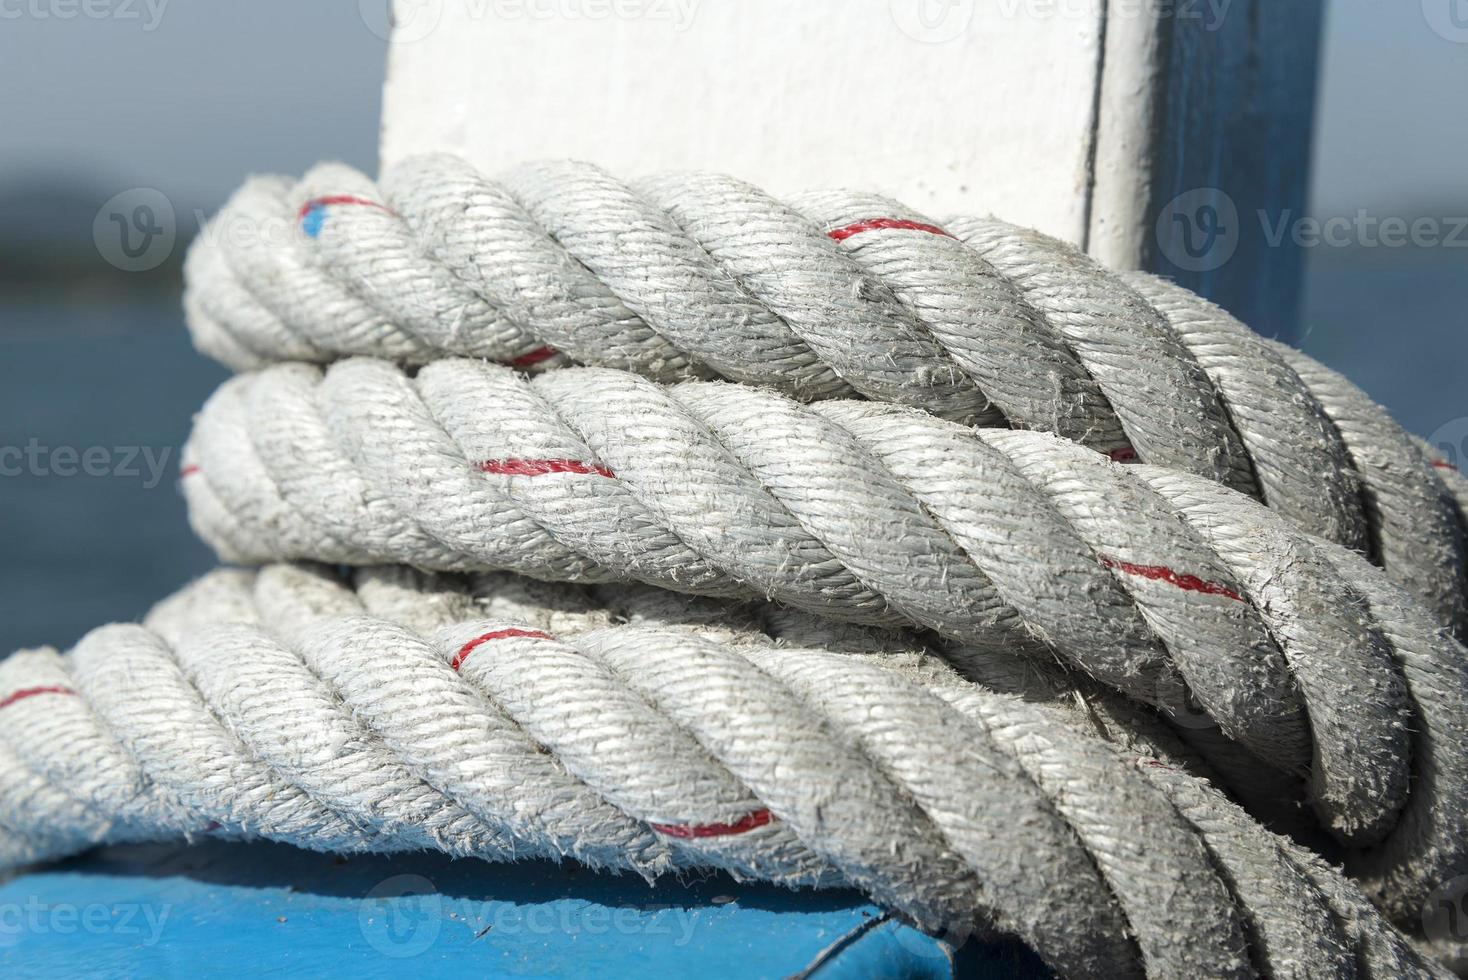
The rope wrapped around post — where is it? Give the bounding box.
[8,155,1464,976]
[178,357,1468,926]
[184,157,1468,632]
[0,564,1452,979]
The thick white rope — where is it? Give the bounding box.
[178,357,1468,927]
[13,155,1452,974]
[0,564,1451,979]
[183,156,1468,631]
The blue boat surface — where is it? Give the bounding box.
[0,840,1051,979]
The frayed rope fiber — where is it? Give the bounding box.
[187,156,1468,634]
[5,156,1467,977]
[1,564,1457,979]
[180,355,1468,930]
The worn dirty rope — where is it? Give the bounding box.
[185,156,1468,632]
[0,564,1450,979]
[180,356,1468,931]
[24,155,1458,975]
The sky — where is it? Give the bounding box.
[1310,0,1468,213]
[0,4,387,209]
[0,0,1461,218]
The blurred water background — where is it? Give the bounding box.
[1,1,1464,654]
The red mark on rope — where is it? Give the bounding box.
[508,346,560,369]
[1107,447,1140,464]
[180,464,201,478]
[451,628,555,672]
[827,218,954,242]
[0,686,78,710]
[296,195,395,221]
[1433,459,1459,471]
[299,196,397,238]
[1135,757,1177,772]
[650,808,774,839]
[1098,555,1244,602]
[478,459,616,479]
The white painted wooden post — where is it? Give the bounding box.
[378,0,1322,337]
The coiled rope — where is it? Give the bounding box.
[184,157,1468,632]
[7,156,1464,975]
[0,564,1451,979]
[180,355,1468,927]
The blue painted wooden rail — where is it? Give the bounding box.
[0,841,1052,978]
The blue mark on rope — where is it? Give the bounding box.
[301,205,327,239]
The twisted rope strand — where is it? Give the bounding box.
[0,625,1143,976]
[183,156,1466,629]
[46,152,1466,974]
[3,564,1453,978]
[178,358,1468,917]
[311,562,1460,977]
